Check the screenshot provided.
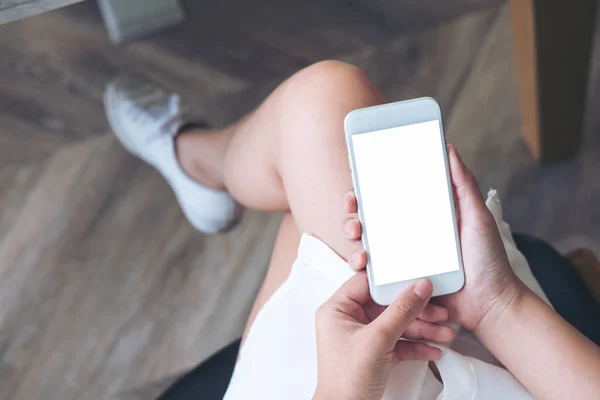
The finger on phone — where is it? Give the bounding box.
[371,279,433,342]
[348,250,367,271]
[447,144,491,229]
[402,320,456,343]
[343,217,362,240]
[448,145,483,203]
[343,190,358,214]
[394,341,442,362]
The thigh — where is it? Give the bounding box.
[276,62,386,260]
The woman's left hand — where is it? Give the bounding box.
[341,145,522,332]
[313,272,455,400]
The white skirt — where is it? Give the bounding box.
[224,191,546,399]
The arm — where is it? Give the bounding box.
[476,284,600,399]
[342,144,600,399]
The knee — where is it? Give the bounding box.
[278,60,383,112]
[293,60,368,90]
[271,61,385,152]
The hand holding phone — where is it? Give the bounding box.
[314,273,453,400]
[344,110,521,329]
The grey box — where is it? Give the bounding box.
[98,0,185,44]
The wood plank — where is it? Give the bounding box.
[0,12,248,144]
[0,0,84,24]
[508,0,540,160]
[508,0,598,163]
[61,0,503,85]
[0,134,281,398]
[340,8,499,115]
[362,0,502,24]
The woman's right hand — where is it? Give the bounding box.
[342,144,524,332]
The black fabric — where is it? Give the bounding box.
[176,121,210,136]
[157,339,240,400]
[158,234,600,399]
[513,233,600,345]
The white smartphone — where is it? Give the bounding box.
[344,97,464,305]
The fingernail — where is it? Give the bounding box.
[413,279,433,300]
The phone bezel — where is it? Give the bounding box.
[344,97,465,305]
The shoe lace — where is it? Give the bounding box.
[142,95,182,145]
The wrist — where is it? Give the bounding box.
[313,386,340,400]
[472,278,529,339]
[314,384,360,400]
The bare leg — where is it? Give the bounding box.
[176,61,387,337]
[179,61,385,256]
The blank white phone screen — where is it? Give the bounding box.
[351,120,460,286]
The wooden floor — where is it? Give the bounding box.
[1,1,599,399]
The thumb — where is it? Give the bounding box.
[447,145,487,211]
[447,144,494,230]
[448,144,481,201]
[369,279,433,344]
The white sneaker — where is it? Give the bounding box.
[104,73,241,233]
